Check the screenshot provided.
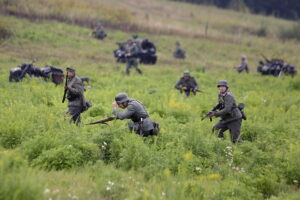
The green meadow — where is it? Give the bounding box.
[0,0,300,199]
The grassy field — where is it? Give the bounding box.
[0,1,300,199]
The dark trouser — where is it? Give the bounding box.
[180,89,196,97]
[127,122,154,137]
[68,106,82,124]
[212,118,242,143]
[126,59,142,75]
[237,66,249,73]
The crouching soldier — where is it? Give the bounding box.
[64,67,85,124]
[174,70,200,97]
[209,80,243,143]
[112,93,159,136]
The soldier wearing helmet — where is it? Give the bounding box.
[124,38,142,75]
[112,93,157,136]
[208,80,243,143]
[174,70,200,97]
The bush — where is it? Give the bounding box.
[0,20,12,42]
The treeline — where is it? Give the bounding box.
[172,0,300,20]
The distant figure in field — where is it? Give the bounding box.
[124,38,142,75]
[92,23,107,40]
[236,55,249,73]
[174,70,199,97]
[173,41,186,59]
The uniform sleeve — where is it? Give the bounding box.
[68,79,84,96]
[215,95,234,117]
[112,105,135,120]
[174,78,182,89]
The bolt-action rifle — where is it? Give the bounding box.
[86,117,115,125]
[201,103,221,121]
[62,74,68,103]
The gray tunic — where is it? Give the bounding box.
[214,91,242,123]
[112,99,154,131]
[174,76,199,90]
[67,76,84,107]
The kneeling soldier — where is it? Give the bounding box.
[112,93,156,136]
[174,70,199,97]
[209,80,242,143]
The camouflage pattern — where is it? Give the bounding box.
[113,99,154,136]
[213,90,242,143]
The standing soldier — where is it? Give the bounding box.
[174,71,200,97]
[124,38,142,75]
[208,80,242,143]
[236,55,249,73]
[64,67,85,124]
[111,93,157,136]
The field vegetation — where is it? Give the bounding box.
[0,0,300,199]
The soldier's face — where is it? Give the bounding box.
[218,86,227,93]
[183,76,190,80]
[118,102,128,109]
[67,71,75,78]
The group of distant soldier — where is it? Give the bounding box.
[9,22,299,143]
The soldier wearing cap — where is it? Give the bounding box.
[174,70,199,97]
[65,67,85,124]
[208,80,243,143]
[124,38,142,75]
[236,55,249,73]
[112,93,155,136]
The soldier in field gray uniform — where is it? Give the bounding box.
[65,67,85,124]
[124,38,142,75]
[112,93,156,136]
[174,70,199,97]
[209,80,242,143]
[236,55,249,73]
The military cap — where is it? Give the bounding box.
[217,80,229,87]
[66,67,75,72]
[127,38,133,42]
[115,93,130,103]
[241,55,247,59]
[183,70,190,76]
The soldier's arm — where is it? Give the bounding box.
[68,80,84,96]
[112,105,135,120]
[215,95,234,117]
[174,79,182,89]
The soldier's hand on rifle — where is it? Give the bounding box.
[64,85,69,90]
[182,86,187,91]
[112,101,118,109]
[208,111,215,117]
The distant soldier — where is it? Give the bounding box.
[92,23,107,40]
[64,67,85,124]
[208,80,243,143]
[132,34,143,51]
[124,38,142,75]
[236,55,249,73]
[173,41,186,59]
[112,93,158,136]
[174,71,199,97]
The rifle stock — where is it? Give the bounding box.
[62,74,68,103]
[86,117,115,125]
